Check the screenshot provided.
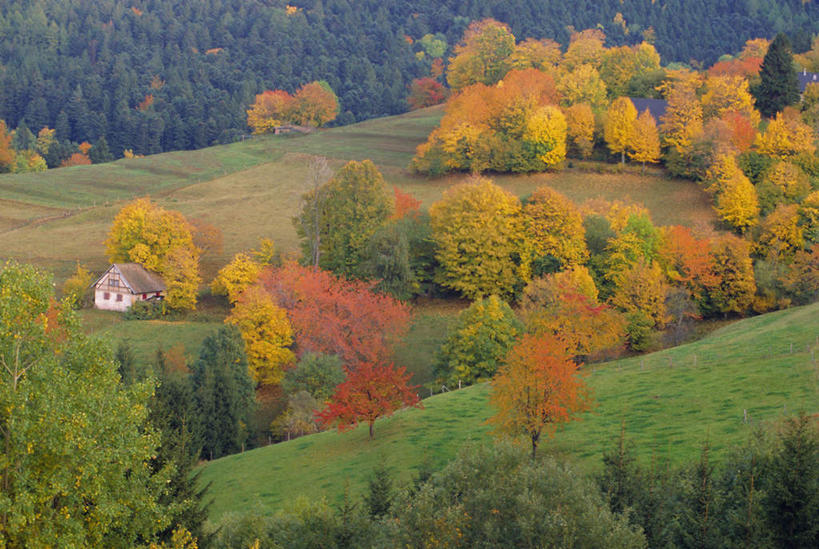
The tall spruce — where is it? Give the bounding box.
[149,371,211,544]
[191,326,255,460]
[753,33,800,117]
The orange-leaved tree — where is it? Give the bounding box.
[317,362,420,439]
[564,102,595,158]
[246,89,294,134]
[407,77,448,110]
[490,333,591,458]
[260,262,411,368]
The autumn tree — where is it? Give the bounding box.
[599,43,661,98]
[565,103,596,158]
[317,362,420,439]
[522,105,567,168]
[755,108,816,159]
[628,109,661,172]
[604,97,637,163]
[429,178,531,299]
[754,204,804,262]
[609,260,669,350]
[523,186,588,271]
[446,19,515,90]
[563,28,606,70]
[660,82,703,153]
[558,64,609,112]
[105,198,201,310]
[519,268,626,360]
[705,155,760,232]
[211,252,263,303]
[0,120,15,172]
[225,285,295,385]
[61,262,93,308]
[246,90,294,134]
[508,38,562,71]
[701,75,760,125]
[0,262,172,546]
[753,33,800,118]
[703,235,756,315]
[407,77,447,110]
[435,295,522,386]
[658,226,717,304]
[757,161,811,214]
[295,159,393,277]
[490,333,591,458]
[290,81,339,127]
[260,262,411,368]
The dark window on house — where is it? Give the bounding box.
[110,278,119,287]
[116,294,123,302]
[104,292,110,300]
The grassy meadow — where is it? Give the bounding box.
[0,105,716,284]
[199,301,819,522]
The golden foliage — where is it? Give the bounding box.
[523,186,588,267]
[628,109,661,168]
[660,82,703,153]
[522,105,567,167]
[564,103,595,158]
[563,28,606,70]
[211,252,263,303]
[508,38,562,71]
[755,204,804,261]
[701,75,760,125]
[604,97,637,162]
[447,18,516,90]
[755,107,816,159]
[429,178,531,299]
[226,285,295,385]
[557,64,608,111]
[705,155,759,232]
[609,260,669,329]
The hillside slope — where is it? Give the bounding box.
[198,302,819,522]
[0,106,714,282]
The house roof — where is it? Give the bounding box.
[94,263,166,294]
[629,97,668,123]
[798,70,819,92]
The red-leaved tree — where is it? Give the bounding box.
[407,77,448,110]
[317,362,421,438]
[259,262,411,367]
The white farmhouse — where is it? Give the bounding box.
[93,263,166,312]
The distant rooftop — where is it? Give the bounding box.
[629,97,668,122]
[798,69,819,92]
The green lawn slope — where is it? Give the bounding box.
[0,106,715,283]
[198,302,819,523]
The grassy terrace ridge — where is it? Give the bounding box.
[0,105,715,283]
[199,302,819,522]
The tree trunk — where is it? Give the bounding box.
[369,421,374,439]
[621,150,625,164]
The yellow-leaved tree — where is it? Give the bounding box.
[522,105,567,168]
[659,82,703,153]
[557,64,608,112]
[564,103,596,158]
[604,97,637,163]
[701,75,760,125]
[628,109,661,172]
[211,252,264,303]
[429,178,531,299]
[105,197,201,310]
[523,186,588,270]
[754,204,805,262]
[755,108,817,159]
[447,19,516,90]
[225,285,295,385]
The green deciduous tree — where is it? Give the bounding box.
[0,261,171,547]
[295,160,393,277]
[435,295,522,386]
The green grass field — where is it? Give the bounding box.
[0,106,716,284]
[198,302,819,522]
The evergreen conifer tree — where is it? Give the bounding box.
[191,326,255,460]
[754,33,800,117]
